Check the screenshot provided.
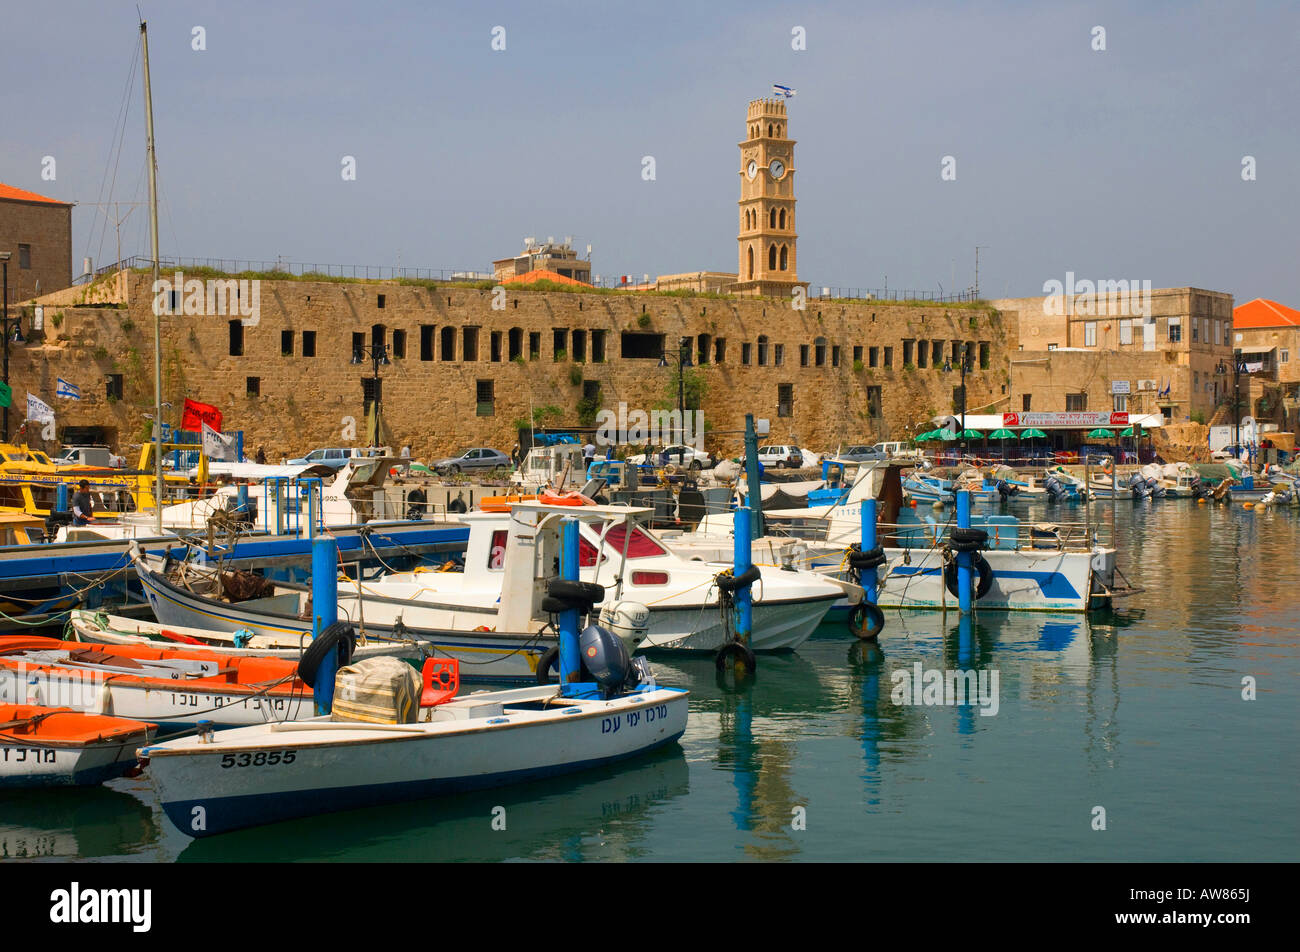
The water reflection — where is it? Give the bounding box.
[0,783,157,859]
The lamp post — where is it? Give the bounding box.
[943,344,973,460]
[351,342,391,447]
[657,336,692,453]
[1,250,10,441]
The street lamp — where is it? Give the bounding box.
[1216,348,1248,462]
[657,336,692,452]
[351,342,391,447]
[943,343,973,459]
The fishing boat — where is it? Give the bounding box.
[671,461,1117,613]
[0,705,155,787]
[67,609,432,661]
[139,672,689,838]
[0,636,314,729]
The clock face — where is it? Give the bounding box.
[769,158,786,180]
[746,160,758,180]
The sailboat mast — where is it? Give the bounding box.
[141,20,163,533]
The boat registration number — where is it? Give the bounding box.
[1,747,56,763]
[219,750,297,768]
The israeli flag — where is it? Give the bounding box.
[772,84,796,98]
[56,377,81,400]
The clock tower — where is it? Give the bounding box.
[731,98,808,299]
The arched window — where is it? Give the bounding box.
[747,246,754,279]
[769,208,777,228]
[779,245,788,271]
[778,208,786,229]
[768,245,777,270]
[767,123,773,136]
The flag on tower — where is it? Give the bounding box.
[772,84,796,98]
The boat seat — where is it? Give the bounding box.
[419,657,460,708]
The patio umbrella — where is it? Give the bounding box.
[1086,428,1114,439]
[957,428,983,440]
[989,427,1017,461]
[913,429,937,441]
[1019,428,1047,439]
[1120,426,1146,437]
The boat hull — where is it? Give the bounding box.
[142,686,689,837]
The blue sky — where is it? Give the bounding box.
[3,0,1296,302]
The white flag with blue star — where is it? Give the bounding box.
[56,378,81,400]
[772,84,796,98]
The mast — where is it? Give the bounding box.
[141,20,163,533]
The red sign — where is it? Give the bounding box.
[181,398,223,433]
[1002,411,1130,428]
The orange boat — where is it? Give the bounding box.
[0,636,315,729]
[0,704,156,787]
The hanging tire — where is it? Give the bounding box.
[547,578,605,604]
[536,646,560,684]
[447,496,468,514]
[847,602,885,640]
[943,553,994,601]
[297,620,357,686]
[716,565,761,592]
[715,640,756,675]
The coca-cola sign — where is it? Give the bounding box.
[1002,411,1129,428]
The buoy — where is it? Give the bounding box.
[1243,502,1254,510]
[1197,498,1207,505]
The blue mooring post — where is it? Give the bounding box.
[236,483,249,518]
[734,505,753,644]
[743,415,763,540]
[956,489,973,613]
[311,535,339,715]
[862,498,878,606]
[56,482,68,513]
[558,517,582,694]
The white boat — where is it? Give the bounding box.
[0,705,156,788]
[510,442,588,493]
[0,636,315,730]
[393,501,856,652]
[139,680,689,838]
[666,462,1117,614]
[66,609,430,661]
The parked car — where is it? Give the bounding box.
[287,447,361,470]
[432,447,510,475]
[757,444,804,469]
[835,444,887,463]
[53,445,126,468]
[625,444,715,470]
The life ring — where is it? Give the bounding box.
[297,621,357,686]
[848,602,885,640]
[538,490,595,506]
[943,552,994,601]
[1101,457,1113,475]
[663,463,679,476]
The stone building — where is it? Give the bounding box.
[493,239,591,284]
[12,270,1008,460]
[0,183,73,307]
[1232,298,1300,430]
[730,99,807,300]
[990,286,1235,423]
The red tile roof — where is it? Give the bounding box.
[502,268,591,287]
[1234,298,1300,329]
[0,182,71,206]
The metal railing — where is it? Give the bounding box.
[85,256,488,283]
[813,286,981,303]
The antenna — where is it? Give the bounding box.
[975,245,988,298]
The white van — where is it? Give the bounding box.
[873,441,922,459]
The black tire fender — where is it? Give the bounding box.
[943,552,994,601]
[298,620,357,687]
[716,565,761,592]
[536,646,560,684]
[848,602,885,640]
[546,578,605,604]
[715,640,757,674]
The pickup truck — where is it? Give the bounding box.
[53,445,125,468]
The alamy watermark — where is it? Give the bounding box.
[593,402,705,452]
[1042,271,1152,318]
[890,662,1000,716]
[152,270,261,325]
[0,663,105,709]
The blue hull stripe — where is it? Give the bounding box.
[164,731,686,837]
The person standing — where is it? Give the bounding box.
[255,446,267,465]
[71,480,96,526]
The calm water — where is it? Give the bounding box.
[4,500,1297,862]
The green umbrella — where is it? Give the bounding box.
[913,429,936,442]
[1086,428,1114,439]
[935,429,957,441]
[957,428,983,439]
[1120,426,1147,437]
[1020,428,1047,439]
[989,428,1017,439]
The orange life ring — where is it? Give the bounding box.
[538,490,595,506]
[1101,458,1113,475]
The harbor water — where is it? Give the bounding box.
[3,498,1296,862]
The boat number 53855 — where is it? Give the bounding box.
[219,751,297,768]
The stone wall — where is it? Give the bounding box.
[10,271,1011,460]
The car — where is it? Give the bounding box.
[836,444,887,462]
[624,444,715,470]
[287,447,361,470]
[757,444,804,469]
[432,447,510,475]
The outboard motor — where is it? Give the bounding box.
[597,600,652,657]
[1043,475,1065,501]
[1144,477,1166,499]
[996,479,1011,502]
[1128,472,1148,499]
[579,623,634,698]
